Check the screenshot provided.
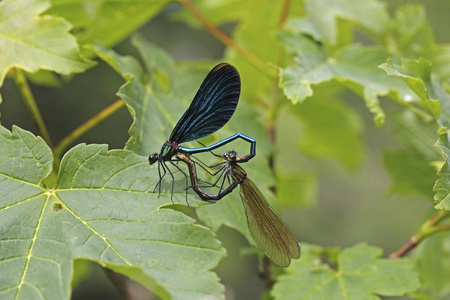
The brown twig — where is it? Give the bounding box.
[389,210,449,259]
[388,235,420,259]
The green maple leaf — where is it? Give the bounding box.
[379,58,442,122]
[172,0,246,28]
[272,243,420,300]
[0,0,93,88]
[382,111,439,199]
[379,57,450,208]
[286,0,390,47]
[278,31,418,126]
[225,0,303,102]
[0,126,225,300]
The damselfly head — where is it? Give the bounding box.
[148,153,160,165]
[224,150,237,161]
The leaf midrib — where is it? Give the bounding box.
[14,193,49,300]
[0,30,85,68]
[56,194,132,266]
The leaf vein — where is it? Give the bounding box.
[0,192,46,211]
[58,200,132,266]
[108,237,222,252]
[0,171,45,189]
[13,193,49,300]
[100,161,145,188]
[0,256,27,263]
[22,281,44,300]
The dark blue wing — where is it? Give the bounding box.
[169,63,240,144]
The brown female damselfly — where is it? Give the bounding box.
[176,150,300,267]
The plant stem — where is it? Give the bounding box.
[261,257,274,290]
[278,0,291,28]
[11,68,53,148]
[54,99,126,164]
[178,0,276,78]
[389,210,449,259]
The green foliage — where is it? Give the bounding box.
[2,0,450,298]
[92,38,183,156]
[416,230,450,298]
[383,111,439,198]
[0,126,224,299]
[172,0,246,27]
[292,92,365,170]
[272,243,420,300]
[0,0,93,92]
[279,31,410,126]
[46,0,170,49]
[287,0,391,47]
[379,58,441,122]
[434,130,450,210]
[225,0,303,102]
[383,150,435,197]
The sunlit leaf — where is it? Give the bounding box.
[0,0,93,88]
[46,0,170,48]
[172,0,246,27]
[272,243,420,300]
[392,5,435,58]
[379,58,442,124]
[285,0,391,46]
[279,31,417,126]
[225,0,303,103]
[391,5,450,84]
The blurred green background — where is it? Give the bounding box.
[1,0,449,299]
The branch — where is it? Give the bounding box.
[389,210,449,259]
[388,235,420,259]
[54,99,126,165]
[10,68,53,148]
[178,0,276,78]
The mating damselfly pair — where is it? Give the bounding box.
[148,63,300,267]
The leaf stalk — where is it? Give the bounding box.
[11,68,53,148]
[54,98,126,165]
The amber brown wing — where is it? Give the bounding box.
[239,178,300,267]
